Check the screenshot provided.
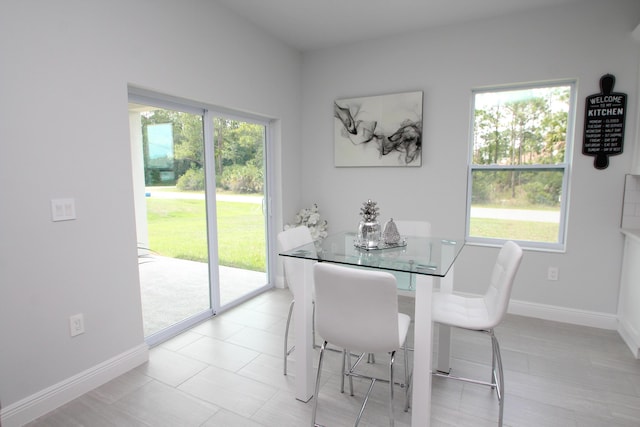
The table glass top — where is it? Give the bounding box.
[279,231,465,278]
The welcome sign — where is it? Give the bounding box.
[583,74,627,170]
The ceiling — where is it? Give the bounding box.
[213,0,587,51]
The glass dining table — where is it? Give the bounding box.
[279,231,465,427]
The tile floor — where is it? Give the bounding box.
[26,289,640,427]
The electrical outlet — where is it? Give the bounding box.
[547,267,559,281]
[69,313,85,337]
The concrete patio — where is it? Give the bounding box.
[138,255,268,336]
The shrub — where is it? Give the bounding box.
[524,181,559,206]
[220,164,263,193]
[176,168,205,191]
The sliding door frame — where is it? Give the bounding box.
[129,86,275,344]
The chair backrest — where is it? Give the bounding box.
[393,220,431,237]
[483,241,523,328]
[277,226,314,299]
[313,262,401,353]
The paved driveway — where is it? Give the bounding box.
[145,188,262,204]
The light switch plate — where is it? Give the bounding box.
[69,313,85,337]
[51,198,76,221]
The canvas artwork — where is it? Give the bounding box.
[334,91,423,167]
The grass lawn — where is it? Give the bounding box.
[469,218,559,242]
[469,203,560,242]
[146,197,265,271]
[146,196,559,268]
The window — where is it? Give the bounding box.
[466,82,575,251]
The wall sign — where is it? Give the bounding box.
[583,74,626,169]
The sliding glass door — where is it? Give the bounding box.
[129,92,271,344]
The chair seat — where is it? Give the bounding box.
[344,313,411,352]
[330,312,410,354]
[432,292,494,330]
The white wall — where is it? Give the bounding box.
[2,0,640,422]
[622,174,640,229]
[301,0,640,323]
[0,0,301,422]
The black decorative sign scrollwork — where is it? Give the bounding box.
[583,74,626,170]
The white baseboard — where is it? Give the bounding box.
[275,274,286,289]
[398,290,619,331]
[507,299,618,330]
[617,317,640,359]
[1,343,149,427]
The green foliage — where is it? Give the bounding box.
[139,109,265,194]
[522,171,562,206]
[472,169,563,208]
[147,169,162,186]
[214,118,264,171]
[176,168,206,191]
[219,164,263,193]
[174,114,205,167]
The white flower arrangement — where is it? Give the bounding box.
[285,203,328,243]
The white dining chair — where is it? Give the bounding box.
[311,262,411,427]
[431,240,523,427]
[277,225,315,376]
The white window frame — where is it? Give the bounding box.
[465,81,576,252]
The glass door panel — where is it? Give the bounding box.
[129,103,211,340]
[212,117,268,307]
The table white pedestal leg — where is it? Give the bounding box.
[412,274,434,427]
[436,267,453,374]
[294,259,315,402]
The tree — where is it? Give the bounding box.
[214,118,265,192]
[174,113,204,169]
[474,106,507,164]
[472,86,569,206]
[214,118,264,169]
[140,108,265,192]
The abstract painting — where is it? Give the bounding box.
[334,91,423,167]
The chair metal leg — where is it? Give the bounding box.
[403,344,411,412]
[491,331,504,427]
[336,349,403,427]
[283,299,295,375]
[347,349,354,396]
[491,328,497,388]
[312,300,317,349]
[354,378,376,427]
[311,341,328,427]
[340,349,347,393]
[432,328,505,427]
[352,351,396,427]
[388,351,396,427]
